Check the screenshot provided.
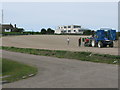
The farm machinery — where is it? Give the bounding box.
[84,29,116,48]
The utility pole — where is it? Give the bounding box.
[2,9,3,24]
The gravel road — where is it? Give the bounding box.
[2,50,118,88]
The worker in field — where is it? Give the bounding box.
[67,37,70,45]
[78,38,81,47]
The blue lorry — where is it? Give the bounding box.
[84,29,117,48]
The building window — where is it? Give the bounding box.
[73,25,81,28]
[64,26,67,28]
[78,30,81,32]
[61,31,64,33]
[64,30,67,33]
[68,26,71,28]
[74,30,76,32]
[68,30,71,32]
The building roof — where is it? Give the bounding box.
[2,24,14,29]
[59,25,81,27]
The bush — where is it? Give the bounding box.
[41,28,47,34]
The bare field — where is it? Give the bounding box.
[2,35,119,55]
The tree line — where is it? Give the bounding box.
[2,28,55,36]
[41,28,55,34]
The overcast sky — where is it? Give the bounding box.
[2,2,118,31]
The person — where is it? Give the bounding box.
[67,37,70,45]
[78,38,81,47]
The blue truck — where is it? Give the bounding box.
[84,29,117,48]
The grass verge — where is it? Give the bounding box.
[2,58,37,83]
[2,46,120,64]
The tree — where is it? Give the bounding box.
[14,28,24,32]
[41,28,47,34]
[116,32,120,40]
[91,30,95,37]
[51,29,55,34]
[47,28,55,34]
[83,30,92,35]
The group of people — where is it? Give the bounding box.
[67,37,82,46]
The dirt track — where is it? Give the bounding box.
[2,35,119,55]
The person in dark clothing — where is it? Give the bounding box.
[78,38,81,47]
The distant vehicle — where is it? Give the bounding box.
[84,29,116,48]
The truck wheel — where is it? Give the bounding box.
[103,44,107,47]
[109,42,113,47]
[91,40,96,47]
[98,41,103,48]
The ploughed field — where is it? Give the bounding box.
[2,35,119,55]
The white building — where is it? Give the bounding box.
[55,25,84,34]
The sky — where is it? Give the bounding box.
[2,2,118,31]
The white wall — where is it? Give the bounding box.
[55,25,84,34]
[5,29,11,32]
[55,29,62,34]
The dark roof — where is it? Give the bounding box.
[1,24,24,32]
[2,24,14,29]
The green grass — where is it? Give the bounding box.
[2,46,120,64]
[2,58,37,82]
